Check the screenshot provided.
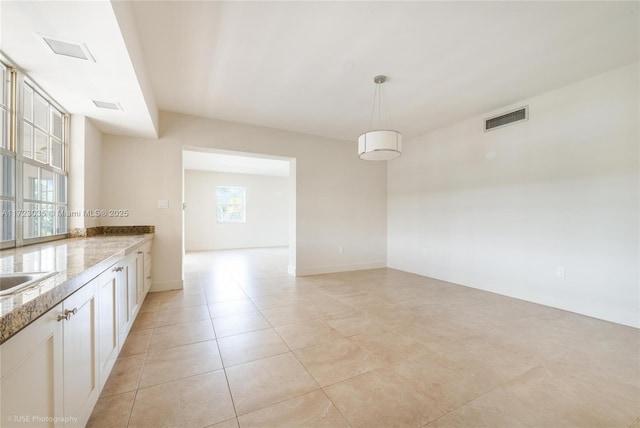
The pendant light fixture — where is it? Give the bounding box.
[358,75,402,161]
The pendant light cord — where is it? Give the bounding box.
[368,80,393,131]
[368,83,379,130]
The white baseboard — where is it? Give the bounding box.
[150,279,184,292]
[295,261,386,276]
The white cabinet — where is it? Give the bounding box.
[128,253,141,320]
[0,240,152,427]
[134,243,152,308]
[0,281,99,428]
[61,280,99,427]
[115,253,137,347]
[142,242,152,295]
[135,250,145,310]
[96,268,118,391]
[0,304,63,428]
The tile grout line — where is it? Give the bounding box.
[205,294,242,422]
[256,290,356,427]
[421,363,546,428]
[125,310,154,428]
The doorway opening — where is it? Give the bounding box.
[181,147,296,280]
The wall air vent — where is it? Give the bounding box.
[484,106,528,132]
[40,35,95,62]
[93,100,121,110]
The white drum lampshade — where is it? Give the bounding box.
[358,75,402,161]
[358,130,402,161]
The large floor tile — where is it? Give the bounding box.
[250,292,311,311]
[390,348,505,414]
[304,299,356,318]
[392,316,479,351]
[275,319,343,350]
[338,292,396,314]
[86,391,135,428]
[425,402,528,428]
[348,329,430,364]
[218,328,289,367]
[149,319,215,351]
[324,366,445,428]
[139,340,223,388]
[159,291,208,310]
[154,304,211,328]
[207,418,239,428]
[323,310,389,337]
[138,295,162,313]
[238,390,349,428]
[130,310,158,331]
[209,299,258,318]
[427,335,538,385]
[204,286,249,303]
[213,311,271,338]
[88,248,640,428]
[128,371,235,428]
[119,328,152,357]
[100,354,145,397]
[294,337,386,387]
[260,305,317,327]
[225,352,319,415]
[447,364,640,427]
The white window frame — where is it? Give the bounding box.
[0,56,69,249]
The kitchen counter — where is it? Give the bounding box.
[0,234,153,344]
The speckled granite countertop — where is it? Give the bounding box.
[0,234,153,344]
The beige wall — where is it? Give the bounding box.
[388,62,639,327]
[184,170,289,251]
[68,116,102,230]
[101,113,388,291]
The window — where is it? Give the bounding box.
[0,62,15,245]
[0,62,8,150]
[216,186,246,223]
[0,58,68,248]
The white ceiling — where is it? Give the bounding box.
[1,1,638,142]
[0,1,158,138]
[131,0,639,141]
[183,151,290,177]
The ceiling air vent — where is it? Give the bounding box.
[484,106,528,132]
[93,100,121,110]
[40,35,95,62]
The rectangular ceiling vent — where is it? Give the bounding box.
[484,106,528,132]
[41,35,95,62]
[93,100,121,110]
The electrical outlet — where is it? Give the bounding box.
[338,246,344,254]
[556,266,566,278]
[157,199,169,209]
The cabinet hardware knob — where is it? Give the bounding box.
[58,308,77,321]
[112,266,124,272]
[137,251,143,254]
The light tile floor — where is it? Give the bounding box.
[87,248,640,428]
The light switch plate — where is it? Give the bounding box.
[158,199,169,209]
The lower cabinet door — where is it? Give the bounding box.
[62,280,99,427]
[0,304,64,428]
[96,267,118,391]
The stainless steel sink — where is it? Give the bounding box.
[0,272,57,296]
